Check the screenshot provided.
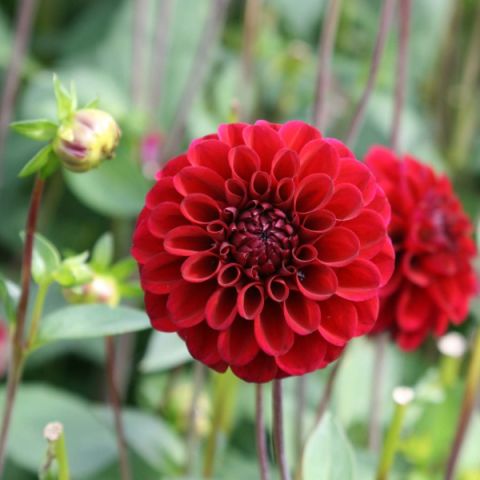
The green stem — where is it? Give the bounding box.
[203,370,238,478]
[375,388,413,480]
[439,355,462,389]
[26,282,50,350]
[445,330,480,480]
[54,428,70,480]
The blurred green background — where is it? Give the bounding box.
[1,0,480,479]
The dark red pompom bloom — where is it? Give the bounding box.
[132,121,394,382]
[365,146,477,350]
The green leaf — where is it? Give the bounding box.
[53,74,74,120]
[139,332,191,373]
[94,407,185,469]
[10,119,58,141]
[0,384,117,478]
[52,256,93,287]
[110,257,137,280]
[83,97,99,109]
[18,145,52,178]
[20,232,61,285]
[34,304,150,348]
[302,412,356,480]
[0,275,19,325]
[91,233,114,270]
[39,151,60,179]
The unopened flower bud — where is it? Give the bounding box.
[53,109,120,173]
[63,274,120,307]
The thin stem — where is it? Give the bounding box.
[369,333,387,453]
[345,0,396,147]
[445,330,480,480]
[390,0,411,153]
[315,358,342,424]
[185,362,205,475]
[294,359,343,480]
[239,0,261,121]
[294,376,306,462]
[0,0,38,186]
[26,282,49,350]
[161,0,231,162]
[312,0,343,130]
[375,394,411,480]
[148,0,173,122]
[0,175,44,476]
[203,371,238,478]
[255,384,270,480]
[448,2,480,171]
[54,428,70,480]
[131,0,149,109]
[105,336,131,480]
[272,379,291,480]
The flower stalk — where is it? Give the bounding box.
[256,384,270,480]
[445,329,480,480]
[272,379,291,480]
[313,0,343,130]
[438,332,467,389]
[375,386,414,480]
[105,336,131,480]
[0,175,45,476]
[345,0,396,147]
[185,362,206,475]
[43,422,70,480]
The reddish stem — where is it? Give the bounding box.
[0,0,38,186]
[148,0,173,122]
[131,0,149,109]
[161,0,231,162]
[105,336,131,480]
[345,0,396,147]
[313,0,343,130]
[0,175,44,476]
[256,384,270,480]
[315,357,342,424]
[390,0,411,153]
[272,379,291,480]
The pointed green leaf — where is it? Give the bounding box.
[91,233,114,270]
[302,412,356,480]
[34,304,150,348]
[110,257,137,280]
[53,74,73,120]
[10,119,58,141]
[83,98,99,109]
[18,145,52,178]
[39,151,60,179]
[0,275,20,325]
[20,232,61,285]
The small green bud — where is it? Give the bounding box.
[63,274,120,307]
[52,109,121,173]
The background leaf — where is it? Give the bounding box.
[139,332,191,373]
[302,412,356,480]
[35,304,150,347]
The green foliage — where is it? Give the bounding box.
[34,304,150,348]
[10,119,58,141]
[139,332,191,373]
[0,275,19,325]
[302,412,356,480]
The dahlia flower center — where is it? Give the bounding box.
[417,191,459,249]
[230,202,298,276]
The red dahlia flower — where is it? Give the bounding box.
[365,147,477,350]
[132,121,394,382]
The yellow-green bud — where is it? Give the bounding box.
[53,109,120,173]
[63,274,120,307]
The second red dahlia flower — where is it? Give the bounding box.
[365,146,477,350]
[132,121,394,382]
